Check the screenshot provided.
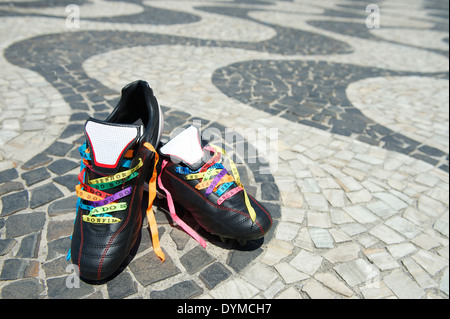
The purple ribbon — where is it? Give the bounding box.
[88,186,132,207]
[204,168,228,197]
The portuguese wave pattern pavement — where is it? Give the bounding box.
[0,0,448,299]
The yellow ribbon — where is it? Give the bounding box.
[209,144,256,222]
[88,158,143,185]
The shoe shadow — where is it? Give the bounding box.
[153,196,265,252]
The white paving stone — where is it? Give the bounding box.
[274,262,310,284]
[289,250,323,276]
[402,257,438,289]
[314,272,354,297]
[411,250,448,276]
[418,194,447,218]
[275,287,303,299]
[439,268,449,296]
[243,263,279,291]
[293,228,315,252]
[275,221,301,242]
[209,278,259,299]
[309,228,334,249]
[280,207,305,224]
[367,201,397,219]
[373,192,409,211]
[411,233,441,250]
[261,239,294,266]
[322,189,346,208]
[369,224,405,244]
[333,259,380,288]
[346,189,373,204]
[363,248,400,271]
[302,279,337,299]
[322,243,360,264]
[302,192,329,212]
[383,269,425,299]
[343,205,379,224]
[385,216,422,239]
[387,242,418,259]
[307,211,332,228]
[360,280,395,299]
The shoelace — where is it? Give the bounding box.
[158,144,256,247]
[67,142,165,262]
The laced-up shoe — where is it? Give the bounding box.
[69,80,165,281]
[156,125,272,246]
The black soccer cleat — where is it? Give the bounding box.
[69,80,164,281]
[156,125,273,246]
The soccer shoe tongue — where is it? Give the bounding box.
[84,118,143,175]
[159,125,206,170]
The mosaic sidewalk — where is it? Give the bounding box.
[0,0,448,299]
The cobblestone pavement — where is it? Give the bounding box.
[0,0,448,299]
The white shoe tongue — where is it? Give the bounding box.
[85,119,143,174]
[160,125,205,169]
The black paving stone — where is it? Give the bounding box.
[47,195,77,217]
[68,146,83,159]
[129,249,180,287]
[180,246,215,275]
[59,124,85,139]
[1,190,29,217]
[16,232,41,258]
[21,167,51,186]
[418,145,447,157]
[227,248,263,273]
[5,211,46,238]
[46,276,94,299]
[43,141,74,157]
[42,256,70,278]
[92,103,109,112]
[69,101,89,110]
[259,201,281,220]
[170,228,191,251]
[30,183,64,209]
[21,153,53,170]
[52,174,78,192]
[69,112,90,121]
[150,280,203,299]
[107,271,138,299]
[47,159,79,175]
[46,236,71,261]
[0,259,35,280]
[47,219,74,242]
[199,262,232,289]
[0,181,24,196]
[0,278,45,299]
[134,226,153,255]
[260,183,280,201]
[411,153,439,166]
[0,238,17,256]
[0,168,18,184]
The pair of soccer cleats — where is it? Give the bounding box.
[69,80,272,281]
